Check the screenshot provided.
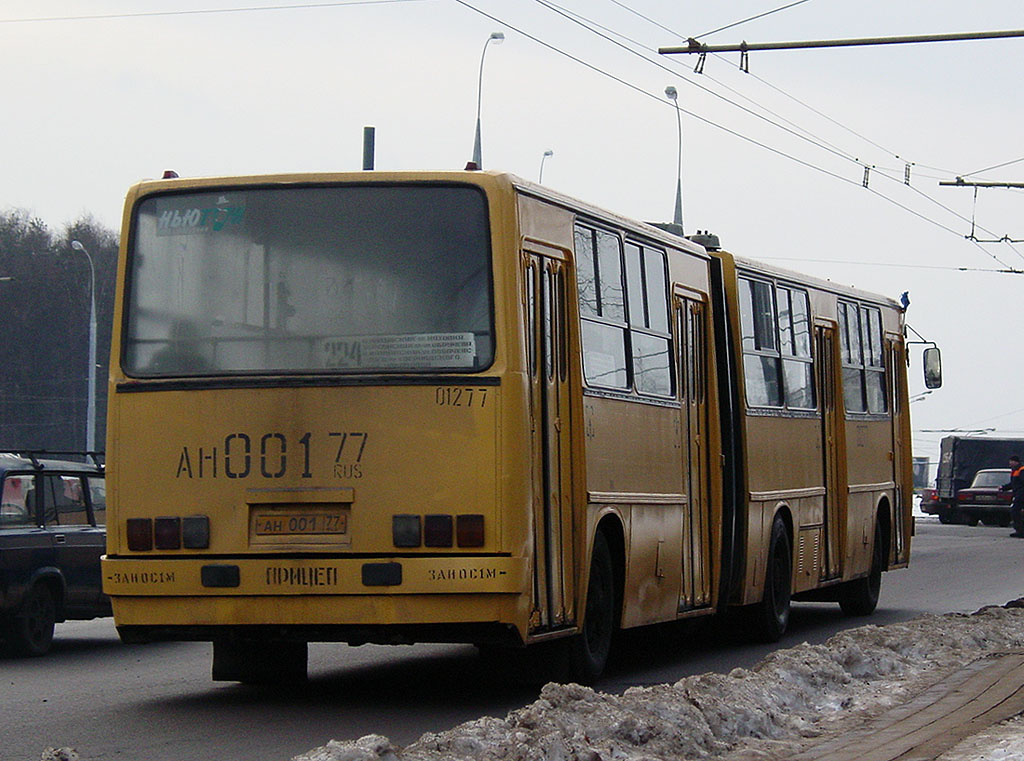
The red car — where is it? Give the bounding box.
[954,468,1013,527]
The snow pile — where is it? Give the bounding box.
[939,716,1024,761]
[295,602,1024,761]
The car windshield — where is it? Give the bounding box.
[124,184,493,376]
[971,470,1010,488]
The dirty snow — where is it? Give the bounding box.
[293,602,1024,761]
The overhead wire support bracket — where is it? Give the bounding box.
[939,178,1024,189]
[940,179,1024,243]
[966,235,1024,244]
[659,29,1024,70]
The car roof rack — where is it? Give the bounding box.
[0,450,105,470]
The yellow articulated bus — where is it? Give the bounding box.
[102,170,940,684]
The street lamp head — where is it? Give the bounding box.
[538,149,555,183]
[71,240,86,253]
[490,31,505,43]
[665,86,678,101]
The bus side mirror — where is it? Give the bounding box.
[923,346,942,389]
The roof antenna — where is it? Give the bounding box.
[362,126,375,171]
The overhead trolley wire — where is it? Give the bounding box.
[961,156,1024,179]
[732,65,962,179]
[527,0,1021,270]
[462,0,1006,264]
[533,0,867,168]
[565,2,872,172]
[616,0,988,182]
[599,0,1023,268]
[693,0,816,41]
[454,0,867,191]
[613,2,992,186]
[0,0,425,24]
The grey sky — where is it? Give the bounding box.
[3,0,1022,463]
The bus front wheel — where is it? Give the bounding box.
[568,531,616,684]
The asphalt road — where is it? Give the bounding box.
[6,518,1024,761]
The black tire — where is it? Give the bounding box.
[9,584,57,657]
[938,513,953,525]
[839,521,884,616]
[751,518,791,642]
[567,531,616,684]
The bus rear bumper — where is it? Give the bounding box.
[111,593,528,648]
[103,554,531,645]
[103,554,527,596]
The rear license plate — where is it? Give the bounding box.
[253,513,348,536]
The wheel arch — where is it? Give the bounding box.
[593,512,625,626]
[772,502,795,550]
[876,495,893,571]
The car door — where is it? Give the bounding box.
[0,473,54,614]
[39,474,105,616]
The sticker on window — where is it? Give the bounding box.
[320,333,476,370]
[154,196,246,236]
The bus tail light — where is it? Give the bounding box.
[154,517,182,550]
[183,515,211,549]
[456,514,485,547]
[424,514,453,547]
[126,518,153,551]
[392,515,422,548]
[392,513,485,548]
[128,515,210,551]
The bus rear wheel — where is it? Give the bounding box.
[751,518,791,642]
[567,531,616,684]
[839,521,883,616]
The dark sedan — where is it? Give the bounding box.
[0,451,110,655]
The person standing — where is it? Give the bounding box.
[1002,455,1024,536]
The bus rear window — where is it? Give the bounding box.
[124,184,493,376]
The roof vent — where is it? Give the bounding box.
[688,231,721,251]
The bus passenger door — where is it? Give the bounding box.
[888,338,909,563]
[815,322,844,580]
[676,294,711,611]
[525,250,574,630]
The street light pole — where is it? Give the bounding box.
[470,31,504,169]
[539,149,553,183]
[71,240,97,454]
[665,86,684,232]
